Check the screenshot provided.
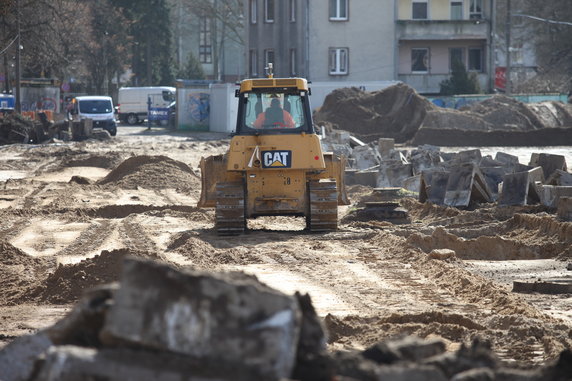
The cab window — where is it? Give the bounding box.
[243,92,306,130]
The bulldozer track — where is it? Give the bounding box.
[215,182,246,235]
[307,180,338,232]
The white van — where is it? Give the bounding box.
[117,86,176,125]
[72,96,117,136]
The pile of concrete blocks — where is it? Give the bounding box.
[323,129,572,209]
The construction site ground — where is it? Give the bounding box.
[0,126,571,370]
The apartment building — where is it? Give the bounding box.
[245,0,395,82]
[396,0,493,93]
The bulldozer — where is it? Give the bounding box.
[198,70,349,235]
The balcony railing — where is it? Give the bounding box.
[397,19,489,40]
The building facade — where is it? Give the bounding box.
[396,0,494,94]
[245,0,395,82]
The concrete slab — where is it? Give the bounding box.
[444,164,492,207]
[529,153,567,179]
[557,197,572,221]
[538,185,572,208]
[546,169,572,186]
[378,138,395,158]
[377,162,413,188]
[499,167,544,206]
[353,145,379,170]
[419,170,450,204]
[353,170,378,187]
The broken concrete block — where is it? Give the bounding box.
[328,130,351,144]
[495,151,520,167]
[538,185,572,208]
[100,258,301,381]
[354,170,378,187]
[546,169,572,186]
[353,145,380,170]
[529,153,567,179]
[411,149,442,176]
[419,170,450,204]
[557,197,572,221]
[480,167,507,200]
[444,164,493,207]
[377,161,413,188]
[499,167,544,206]
[377,364,448,381]
[402,175,421,193]
[453,149,482,165]
[31,345,264,381]
[378,138,395,158]
[0,332,53,381]
[320,141,353,159]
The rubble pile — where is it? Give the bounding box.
[323,131,572,213]
[0,114,43,145]
[314,84,572,145]
[1,257,570,381]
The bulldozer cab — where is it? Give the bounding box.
[235,78,314,135]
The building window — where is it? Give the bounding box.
[449,47,465,71]
[329,0,348,21]
[264,49,275,71]
[329,47,348,75]
[289,0,296,22]
[250,0,257,24]
[265,0,274,22]
[411,48,429,73]
[451,1,463,20]
[250,50,258,77]
[468,47,483,72]
[511,43,524,65]
[199,17,212,63]
[412,0,428,20]
[290,49,297,76]
[469,0,482,19]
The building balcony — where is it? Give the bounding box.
[398,73,490,94]
[396,19,490,41]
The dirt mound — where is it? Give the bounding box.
[0,241,53,306]
[62,152,125,169]
[313,83,435,143]
[97,155,200,190]
[465,95,546,131]
[167,232,261,269]
[30,248,165,304]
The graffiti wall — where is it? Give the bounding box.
[20,87,61,113]
[176,88,210,131]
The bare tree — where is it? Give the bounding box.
[180,0,244,81]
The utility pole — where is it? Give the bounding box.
[505,0,512,95]
[15,0,21,112]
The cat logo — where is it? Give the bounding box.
[262,150,292,168]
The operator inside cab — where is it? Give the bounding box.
[239,91,310,134]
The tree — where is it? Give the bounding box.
[439,58,481,96]
[83,0,130,94]
[177,51,206,80]
[111,0,176,86]
[180,0,244,81]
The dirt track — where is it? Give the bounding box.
[0,126,571,369]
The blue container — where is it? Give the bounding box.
[0,94,15,110]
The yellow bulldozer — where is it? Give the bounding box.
[198,73,349,235]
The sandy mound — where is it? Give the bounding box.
[167,232,261,269]
[29,248,165,304]
[62,152,125,169]
[0,241,53,306]
[313,83,435,143]
[97,155,200,190]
